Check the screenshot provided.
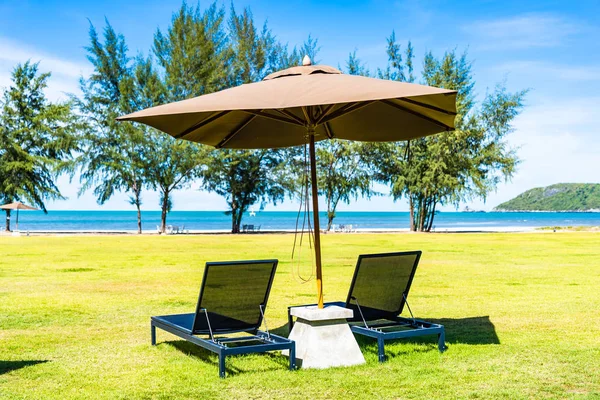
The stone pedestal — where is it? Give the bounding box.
[284,305,365,369]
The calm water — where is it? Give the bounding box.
[8,210,600,232]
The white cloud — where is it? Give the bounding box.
[45,177,231,211]
[466,95,600,210]
[464,14,582,50]
[0,36,89,101]
[491,61,600,82]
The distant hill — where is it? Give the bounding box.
[495,183,600,212]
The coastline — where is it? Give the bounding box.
[492,209,600,213]
[2,225,584,236]
[4,210,600,235]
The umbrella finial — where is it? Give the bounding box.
[302,55,312,66]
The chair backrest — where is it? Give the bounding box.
[191,259,278,334]
[345,251,422,322]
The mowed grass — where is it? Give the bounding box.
[1,232,599,399]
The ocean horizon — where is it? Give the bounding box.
[6,210,600,232]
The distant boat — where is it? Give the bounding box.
[249,208,256,217]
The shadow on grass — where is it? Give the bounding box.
[428,316,500,345]
[285,316,499,345]
[163,336,290,378]
[0,360,49,375]
[286,315,499,360]
[354,315,499,357]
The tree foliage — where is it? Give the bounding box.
[308,52,375,231]
[3,4,529,236]
[201,149,291,232]
[75,2,318,234]
[153,2,230,100]
[495,183,600,211]
[188,3,312,233]
[0,62,79,231]
[78,17,208,234]
[76,22,152,233]
[315,141,374,230]
[369,34,526,231]
[144,133,206,232]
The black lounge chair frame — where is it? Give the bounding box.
[288,251,445,362]
[151,260,295,378]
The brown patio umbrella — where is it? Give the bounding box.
[0,201,39,231]
[118,57,457,308]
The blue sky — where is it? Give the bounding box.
[1,0,599,211]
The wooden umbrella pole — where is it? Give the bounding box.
[308,132,324,308]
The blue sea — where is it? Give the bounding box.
[8,210,600,232]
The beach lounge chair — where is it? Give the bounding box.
[288,251,445,362]
[151,259,295,378]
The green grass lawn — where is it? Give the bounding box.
[1,232,599,399]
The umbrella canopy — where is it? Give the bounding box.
[117,63,456,149]
[0,201,39,211]
[1,201,39,231]
[118,58,457,308]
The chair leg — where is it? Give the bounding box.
[377,336,386,363]
[151,323,156,346]
[219,354,226,378]
[438,330,446,353]
[289,344,296,370]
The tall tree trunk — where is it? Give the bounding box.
[327,212,335,231]
[423,199,430,232]
[231,211,238,233]
[160,191,169,234]
[231,198,239,233]
[418,197,426,231]
[326,200,336,231]
[426,201,437,232]
[136,203,142,234]
[236,208,244,233]
[134,188,142,234]
[409,195,415,231]
[4,209,10,232]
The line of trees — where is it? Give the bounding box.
[0,1,526,233]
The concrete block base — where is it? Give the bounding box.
[284,305,365,369]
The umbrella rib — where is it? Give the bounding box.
[301,107,313,125]
[324,121,335,139]
[242,110,303,126]
[216,115,256,148]
[396,97,457,116]
[314,104,336,125]
[274,109,307,126]
[315,104,335,139]
[174,111,231,139]
[319,101,374,124]
[380,99,454,131]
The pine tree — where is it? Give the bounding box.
[197,4,302,233]
[153,2,230,100]
[370,39,526,231]
[76,22,151,233]
[0,62,80,231]
[309,51,375,231]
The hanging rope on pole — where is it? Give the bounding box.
[291,141,315,283]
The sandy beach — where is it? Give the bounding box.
[0,226,564,236]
